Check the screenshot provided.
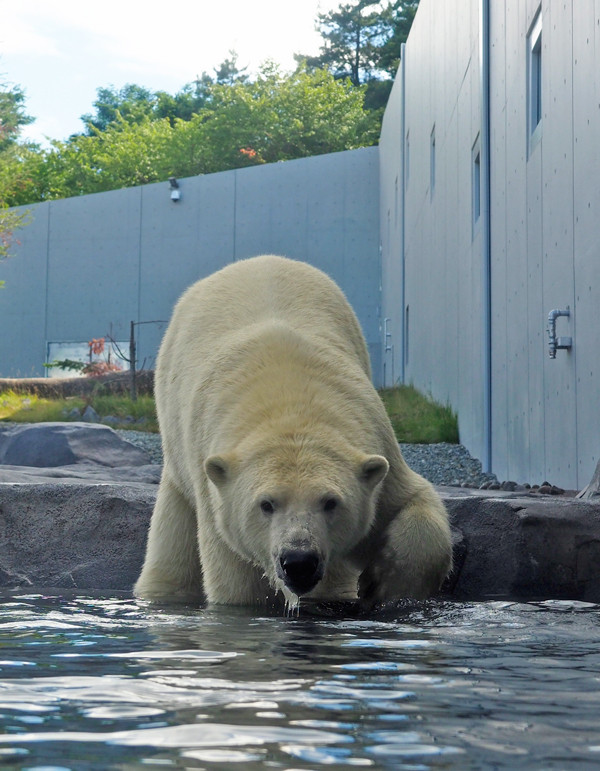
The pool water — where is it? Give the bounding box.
[0,592,599,769]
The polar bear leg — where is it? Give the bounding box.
[359,477,452,605]
[134,470,203,602]
[198,535,278,607]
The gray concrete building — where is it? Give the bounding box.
[380,0,600,490]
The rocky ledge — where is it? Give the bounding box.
[1,422,599,603]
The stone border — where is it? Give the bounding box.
[442,487,600,602]
[1,481,599,602]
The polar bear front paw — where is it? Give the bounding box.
[357,545,403,608]
[358,546,441,608]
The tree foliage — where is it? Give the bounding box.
[376,1,419,75]
[0,80,33,284]
[0,64,379,206]
[80,84,158,134]
[80,51,249,134]
[0,80,34,151]
[297,0,419,110]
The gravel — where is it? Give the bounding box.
[116,429,498,489]
[399,443,498,488]
[115,429,165,465]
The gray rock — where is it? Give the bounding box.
[0,477,599,602]
[577,458,600,499]
[82,405,101,423]
[0,422,150,468]
[0,463,161,484]
[442,487,600,603]
[0,482,155,590]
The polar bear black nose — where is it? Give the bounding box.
[279,549,323,595]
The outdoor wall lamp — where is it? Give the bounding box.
[169,177,180,202]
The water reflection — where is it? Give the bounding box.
[0,591,599,768]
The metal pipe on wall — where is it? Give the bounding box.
[479,0,492,472]
[400,41,407,385]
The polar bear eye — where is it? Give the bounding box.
[322,497,339,513]
[260,499,275,515]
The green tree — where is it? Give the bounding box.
[80,84,158,135]
[377,0,419,75]
[38,117,175,197]
[300,1,394,86]
[0,79,34,283]
[0,64,379,206]
[212,50,249,85]
[153,77,213,125]
[297,0,419,110]
[0,80,34,150]
[0,78,38,205]
[0,142,45,206]
[153,53,248,126]
[80,52,249,133]
[183,63,378,173]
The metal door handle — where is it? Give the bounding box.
[547,307,572,358]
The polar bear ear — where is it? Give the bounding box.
[359,455,389,490]
[205,455,234,487]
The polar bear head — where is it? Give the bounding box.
[205,434,389,603]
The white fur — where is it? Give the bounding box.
[134,255,452,607]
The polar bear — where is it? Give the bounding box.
[134,255,452,608]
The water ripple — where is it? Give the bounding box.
[0,592,599,769]
[0,721,351,749]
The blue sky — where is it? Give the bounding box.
[0,0,338,146]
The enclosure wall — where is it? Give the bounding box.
[2,148,382,383]
[380,0,600,488]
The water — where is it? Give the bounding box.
[1,592,599,770]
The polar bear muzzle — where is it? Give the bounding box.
[276,547,324,595]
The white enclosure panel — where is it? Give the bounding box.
[0,203,49,376]
[539,2,578,486]
[380,0,599,488]
[572,0,600,484]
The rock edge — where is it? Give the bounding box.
[1,480,599,602]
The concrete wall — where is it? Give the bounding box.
[380,0,485,459]
[1,147,382,382]
[380,0,600,489]
[489,0,600,489]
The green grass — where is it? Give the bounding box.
[1,384,457,443]
[0,390,158,432]
[378,384,459,444]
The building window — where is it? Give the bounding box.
[472,136,481,236]
[405,130,410,188]
[404,304,409,366]
[527,10,542,151]
[430,125,436,200]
